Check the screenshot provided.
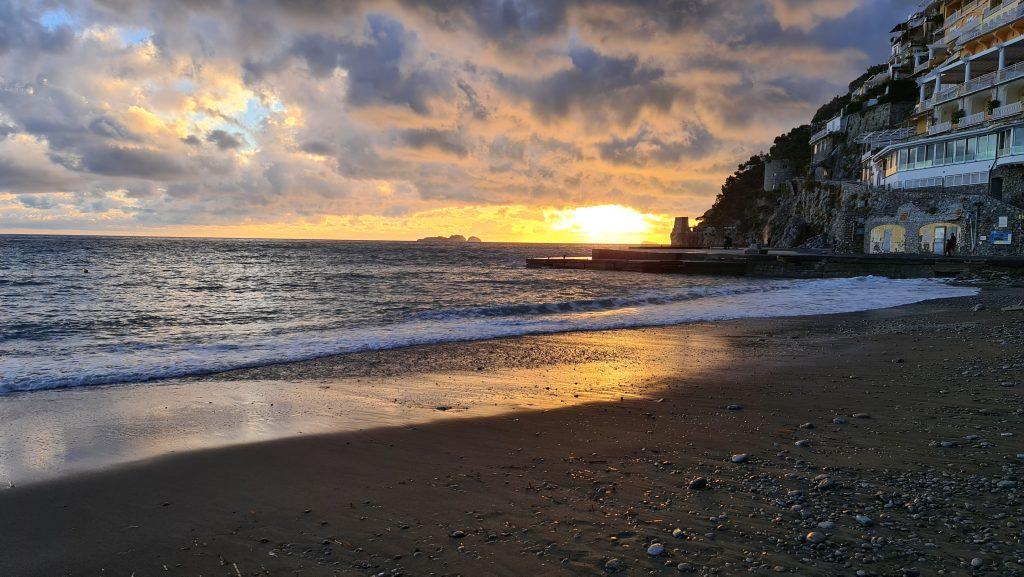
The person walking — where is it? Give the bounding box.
[944,233,957,256]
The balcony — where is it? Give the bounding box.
[929,121,952,135]
[992,100,1024,119]
[914,59,931,74]
[957,111,986,128]
[996,60,1024,82]
[958,3,1024,47]
[965,69,997,93]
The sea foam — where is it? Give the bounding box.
[0,276,976,394]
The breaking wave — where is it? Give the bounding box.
[0,276,976,394]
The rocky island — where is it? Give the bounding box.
[415,234,482,243]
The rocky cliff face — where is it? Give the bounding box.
[761,179,870,251]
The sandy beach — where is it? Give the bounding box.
[1,284,1022,576]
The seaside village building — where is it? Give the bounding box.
[793,0,1024,256]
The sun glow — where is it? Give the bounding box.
[545,205,668,244]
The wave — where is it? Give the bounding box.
[0,277,977,394]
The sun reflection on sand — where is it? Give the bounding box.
[0,328,729,485]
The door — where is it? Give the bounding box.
[933,226,946,254]
[991,177,1004,200]
[881,229,892,253]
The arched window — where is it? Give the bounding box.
[869,225,906,253]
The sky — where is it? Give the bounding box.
[0,0,917,243]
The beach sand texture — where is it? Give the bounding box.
[0,286,1022,576]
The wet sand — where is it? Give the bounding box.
[1,286,1022,576]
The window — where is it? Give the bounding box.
[931,143,943,166]
[966,137,976,162]
[908,147,918,167]
[946,140,956,163]
[899,148,909,170]
[998,129,1012,155]
[954,139,966,163]
[1013,128,1024,154]
[980,134,997,160]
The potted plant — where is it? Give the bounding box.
[987,99,1001,114]
[952,109,966,123]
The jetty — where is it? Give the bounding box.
[527,247,1024,278]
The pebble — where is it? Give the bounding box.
[972,303,986,312]
[726,404,742,410]
[855,514,874,527]
[647,543,665,556]
[676,562,695,573]
[731,453,750,463]
[672,528,685,538]
[996,479,1017,489]
[970,557,983,568]
[794,440,811,448]
[688,476,709,490]
[817,521,835,530]
[450,530,466,538]
[604,558,622,573]
[852,413,871,419]
[832,417,847,425]
[805,531,826,544]
[799,422,815,429]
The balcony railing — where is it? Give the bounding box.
[996,59,1024,82]
[992,100,1023,119]
[984,0,1020,20]
[957,111,986,128]
[958,3,1024,47]
[934,84,960,103]
[929,121,952,135]
[914,58,931,74]
[962,69,997,93]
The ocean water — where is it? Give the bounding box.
[0,235,978,394]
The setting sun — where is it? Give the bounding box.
[545,205,669,244]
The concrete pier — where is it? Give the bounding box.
[527,247,1024,279]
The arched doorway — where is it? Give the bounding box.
[869,224,906,253]
[919,223,961,255]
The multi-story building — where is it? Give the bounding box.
[871,0,1024,193]
[861,0,1024,256]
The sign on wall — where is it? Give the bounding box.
[990,229,1013,245]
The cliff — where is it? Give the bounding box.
[696,66,917,250]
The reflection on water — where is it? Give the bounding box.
[0,329,726,485]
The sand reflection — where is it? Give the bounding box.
[0,327,727,485]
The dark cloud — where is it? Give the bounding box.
[80,146,184,178]
[15,194,62,210]
[181,134,202,146]
[457,79,489,120]
[400,128,469,157]
[0,0,74,55]
[506,45,678,125]
[300,140,333,155]
[88,116,134,140]
[598,123,715,166]
[0,157,75,192]
[205,129,245,150]
[247,14,450,114]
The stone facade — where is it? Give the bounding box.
[763,159,794,192]
[861,184,1024,256]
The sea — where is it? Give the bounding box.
[0,235,979,394]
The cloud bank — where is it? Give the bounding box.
[0,0,914,240]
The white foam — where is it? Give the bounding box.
[0,276,976,393]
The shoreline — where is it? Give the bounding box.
[1,287,1022,575]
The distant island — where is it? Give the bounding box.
[416,235,482,243]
